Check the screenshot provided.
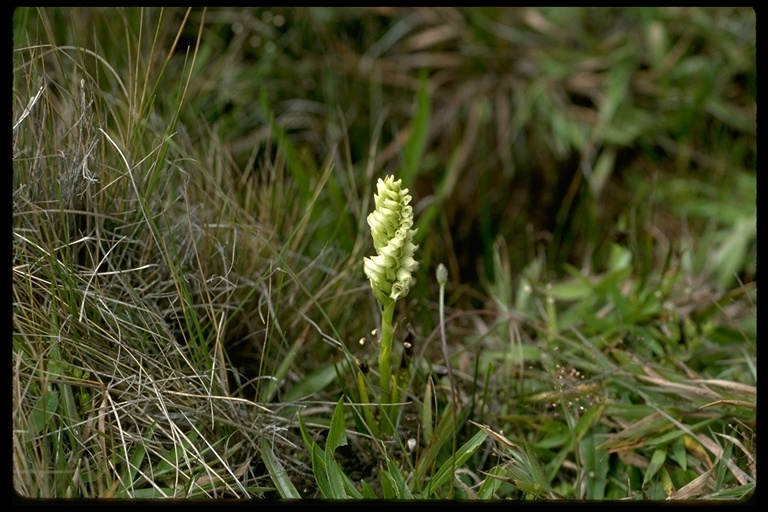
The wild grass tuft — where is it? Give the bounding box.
[12,7,362,498]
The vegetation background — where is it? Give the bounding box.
[13,7,755,500]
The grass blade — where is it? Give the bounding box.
[477,465,505,499]
[386,458,414,499]
[298,412,331,498]
[423,429,487,497]
[643,448,667,487]
[402,71,431,185]
[326,397,348,453]
[28,390,59,436]
[324,397,349,498]
[260,438,301,499]
[414,402,468,487]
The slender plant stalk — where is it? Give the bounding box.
[437,263,457,497]
[436,263,457,405]
[378,300,396,405]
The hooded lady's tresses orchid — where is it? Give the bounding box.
[363,175,419,306]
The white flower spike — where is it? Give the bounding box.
[363,175,419,305]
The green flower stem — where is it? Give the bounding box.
[437,263,457,407]
[378,300,396,407]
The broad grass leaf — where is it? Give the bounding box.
[260,438,301,499]
[414,402,468,486]
[326,396,348,453]
[28,390,59,436]
[324,398,349,498]
[116,422,156,498]
[298,412,332,498]
[579,434,609,499]
[402,71,431,186]
[383,458,414,499]
[423,429,487,497]
[360,479,378,499]
[283,364,338,403]
[642,448,667,487]
[476,465,505,499]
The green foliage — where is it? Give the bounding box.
[261,438,301,499]
[298,397,361,499]
[422,429,487,497]
[401,72,431,186]
[298,398,488,499]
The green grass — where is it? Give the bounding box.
[13,7,755,501]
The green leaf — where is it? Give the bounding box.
[424,429,487,496]
[298,412,332,498]
[477,465,505,499]
[414,402,468,487]
[421,378,434,445]
[259,87,311,206]
[385,458,414,499]
[671,435,687,472]
[713,216,755,289]
[284,364,338,403]
[28,390,59,435]
[643,448,667,486]
[402,71,431,186]
[260,438,301,499]
[714,439,734,492]
[129,488,174,499]
[360,479,378,499]
[588,147,616,198]
[326,396,348,453]
[647,418,718,450]
[483,434,555,499]
[321,398,350,499]
[595,412,674,452]
[573,404,605,443]
[660,466,675,497]
[412,141,462,246]
[600,59,632,124]
[116,422,156,498]
[579,434,609,499]
[324,452,348,499]
[545,279,592,301]
[380,466,396,499]
[341,471,364,499]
